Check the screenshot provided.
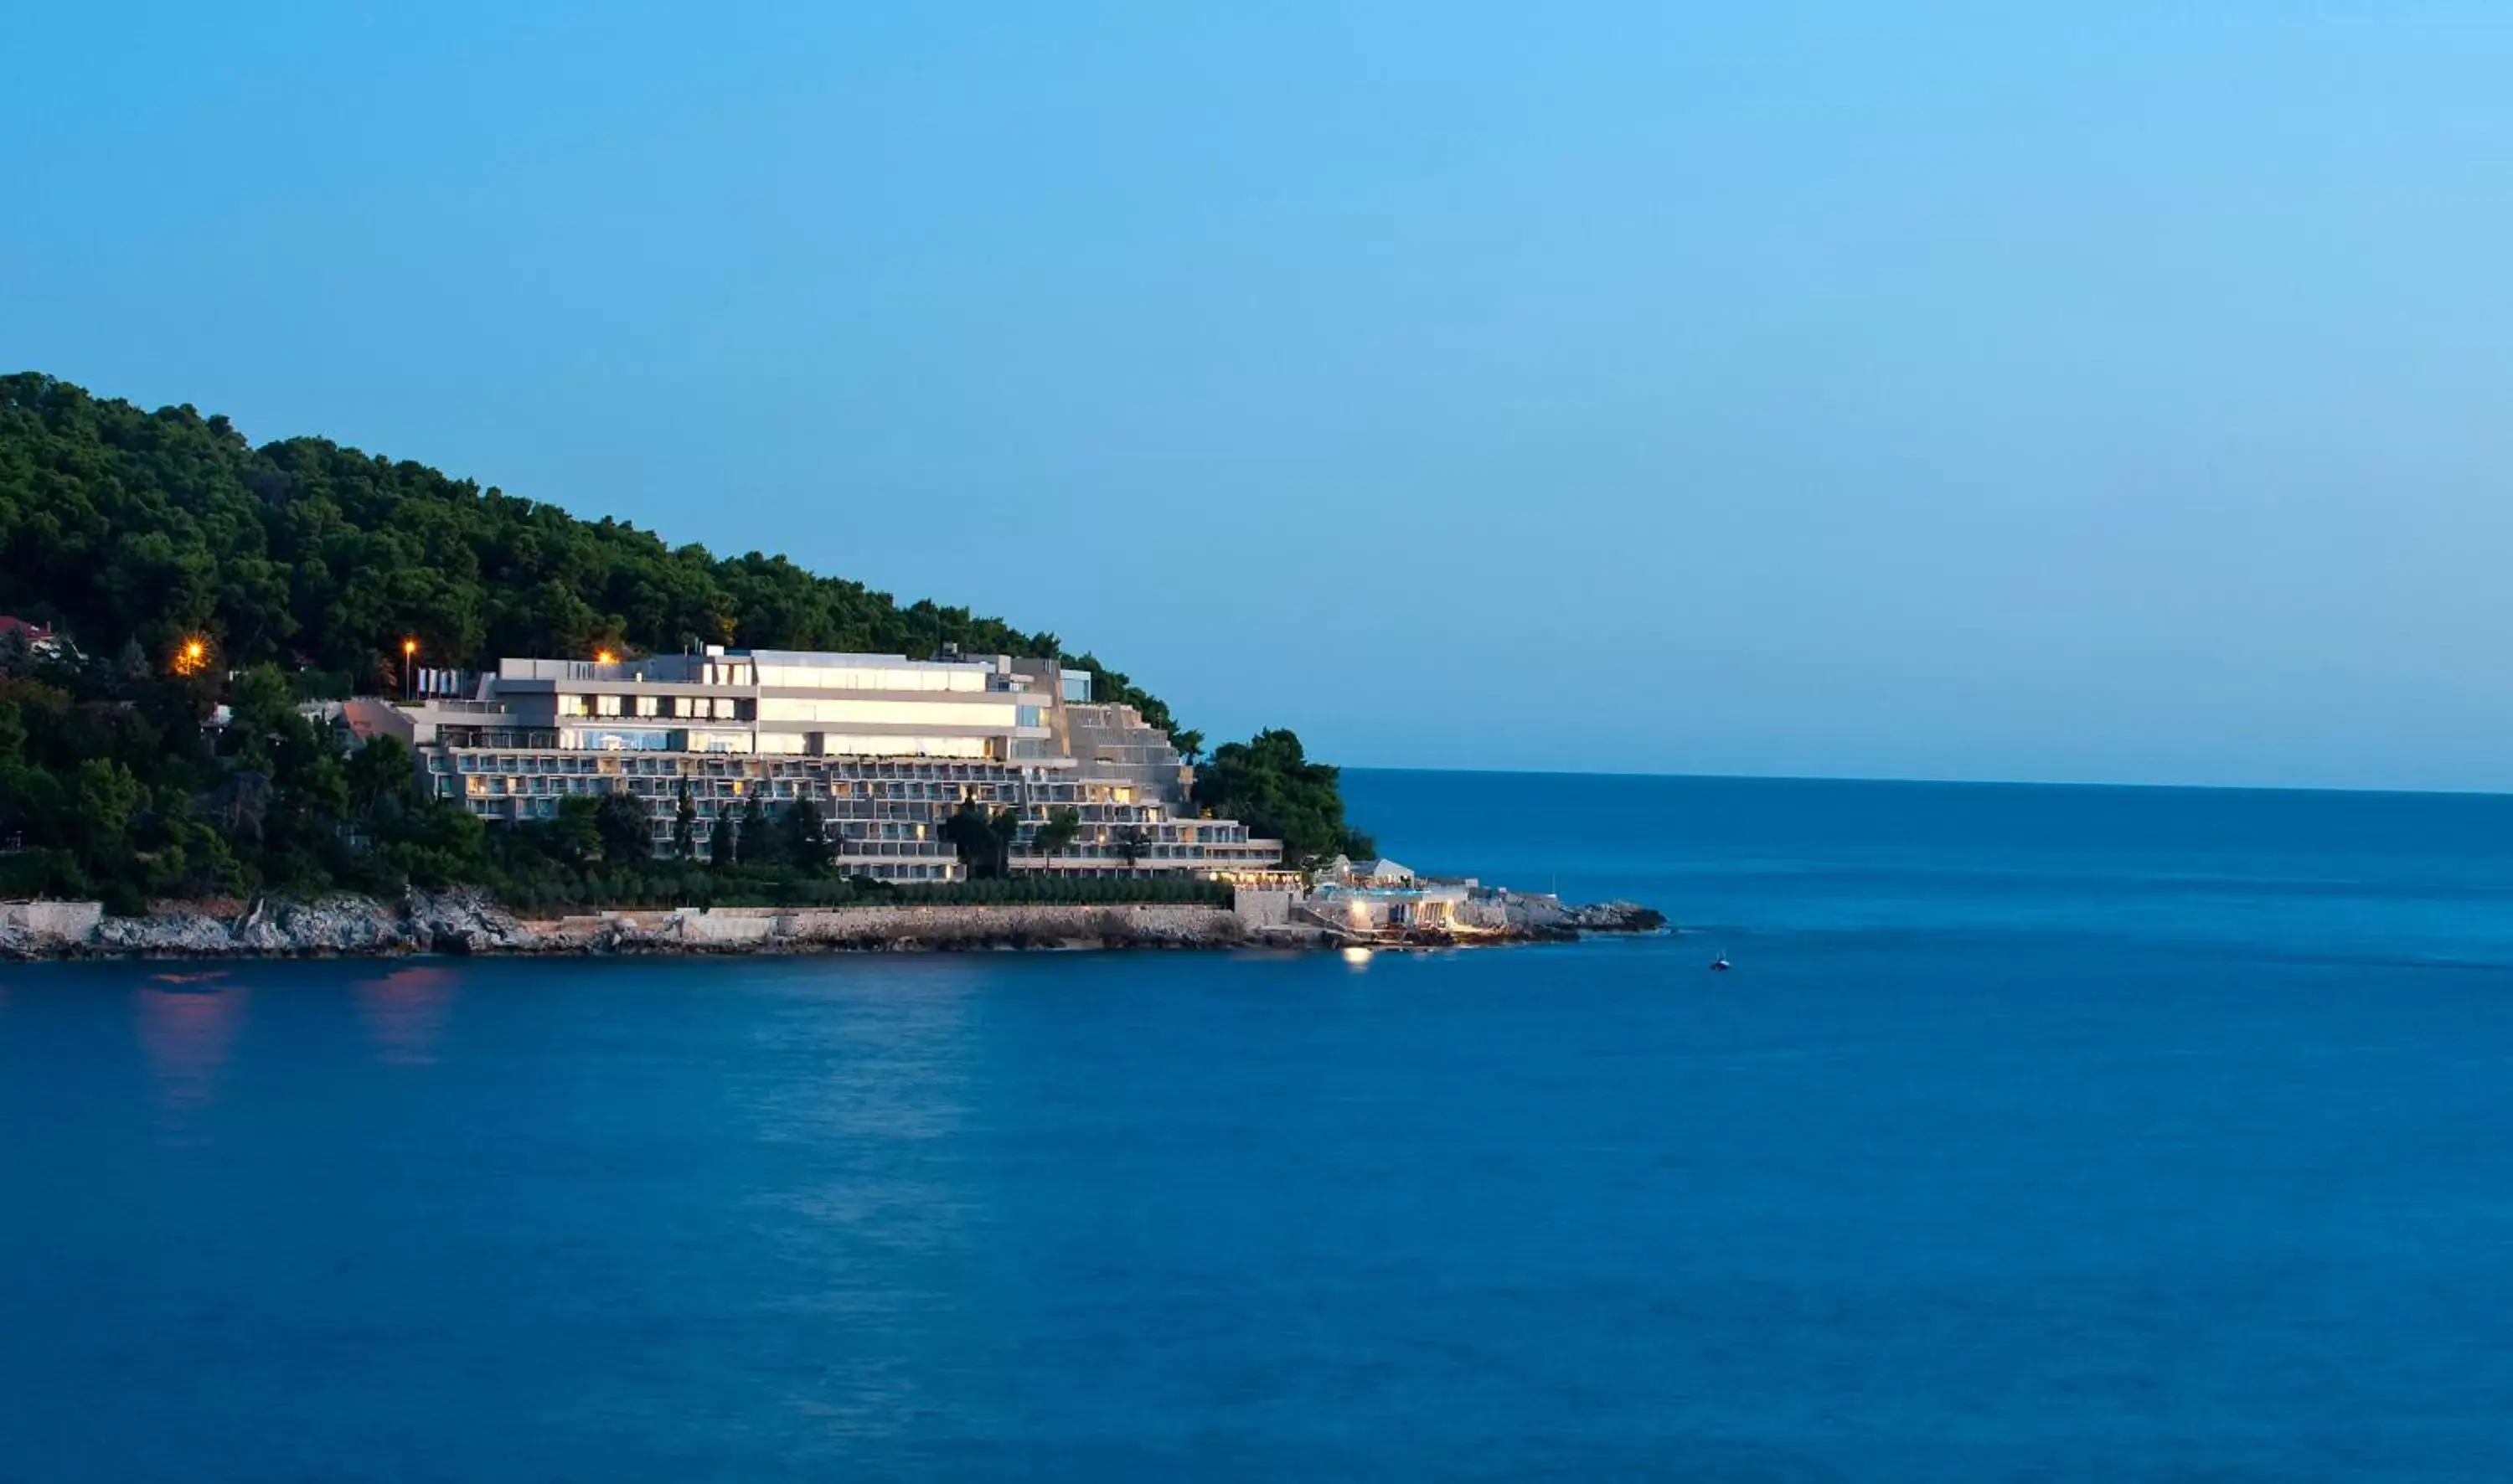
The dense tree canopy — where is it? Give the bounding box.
[1191,729,1373,869]
[0,644,488,911]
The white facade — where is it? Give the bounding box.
[391,647,1282,883]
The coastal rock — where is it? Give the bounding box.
[92,910,241,956]
[1563,900,1667,933]
[235,894,408,955]
[8,889,1649,959]
[405,889,537,955]
[69,893,463,957]
[1501,895,1666,936]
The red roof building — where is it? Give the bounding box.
[0,616,70,659]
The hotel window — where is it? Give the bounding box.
[634,695,661,718]
[571,728,673,752]
[595,693,622,718]
[557,694,588,718]
[757,697,1013,728]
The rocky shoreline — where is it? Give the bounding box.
[0,889,1665,961]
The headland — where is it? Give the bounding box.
[2,376,1664,949]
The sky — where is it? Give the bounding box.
[7,3,2512,790]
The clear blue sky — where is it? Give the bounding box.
[8,3,2510,789]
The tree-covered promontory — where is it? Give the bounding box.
[0,372,1179,734]
[0,373,1364,907]
[1192,729,1375,868]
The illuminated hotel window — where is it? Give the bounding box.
[756,698,1013,727]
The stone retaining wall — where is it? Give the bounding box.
[530,902,1248,951]
[1,900,104,940]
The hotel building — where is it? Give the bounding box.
[373,647,1283,883]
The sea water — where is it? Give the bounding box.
[6,771,2513,1480]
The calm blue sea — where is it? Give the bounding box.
[8,770,2513,1481]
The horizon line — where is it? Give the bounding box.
[1335,764,2513,802]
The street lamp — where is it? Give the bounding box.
[402,637,417,700]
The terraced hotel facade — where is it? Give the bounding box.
[376,648,1284,883]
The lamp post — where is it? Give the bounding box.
[403,638,417,700]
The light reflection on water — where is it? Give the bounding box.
[353,965,457,1065]
[133,982,249,1139]
[739,962,986,1443]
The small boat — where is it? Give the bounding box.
[1709,954,1731,972]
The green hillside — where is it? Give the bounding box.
[0,372,1180,734]
[0,373,1365,909]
